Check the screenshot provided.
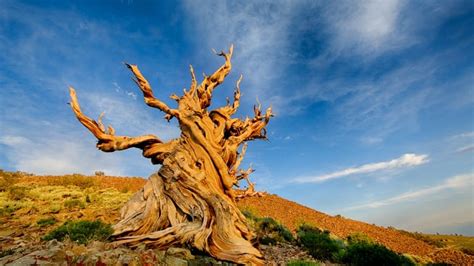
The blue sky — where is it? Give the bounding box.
[0,0,473,235]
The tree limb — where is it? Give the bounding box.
[69,87,163,152]
[125,63,180,119]
[197,45,234,109]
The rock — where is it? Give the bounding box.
[166,247,195,260]
[46,239,63,249]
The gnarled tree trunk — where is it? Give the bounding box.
[69,46,272,265]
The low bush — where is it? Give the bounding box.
[397,229,447,248]
[6,186,29,201]
[37,217,57,227]
[42,220,113,244]
[64,199,85,209]
[0,170,21,192]
[287,259,319,266]
[297,224,344,261]
[341,240,415,266]
[241,209,293,245]
[0,248,14,258]
[94,171,105,176]
[256,217,294,244]
[347,232,374,245]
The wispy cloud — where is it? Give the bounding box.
[456,145,474,154]
[322,0,409,56]
[0,134,126,175]
[345,173,474,210]
[294,153,429,183]
[451,131,474,139]
[182,1,300,112]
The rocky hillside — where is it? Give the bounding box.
[1,172,473,265]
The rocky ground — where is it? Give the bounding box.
[0,237,320,265]
[1,173,473,265]
[238,194,474,265]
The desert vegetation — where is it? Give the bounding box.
[1,171,473,265]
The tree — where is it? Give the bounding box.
[69,45,272,265]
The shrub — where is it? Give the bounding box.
[37,217,57,227]
[0,170,20,192]
[297,224,344,261]
[7,186,29,201]
[49,204,62,214]
[255,217,294,245]
[287,260,319,266]
[0,248,14,258]
[94,171,105,176]
[397,229,446,248]
[42,220,113,244]
[64,199,85,209]
[341,240,415,266]
[347,232,374,245]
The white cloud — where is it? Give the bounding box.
[345,173,474,210]
[451,131,474,139]
[0,136,30,146]
[294,153,429,183]
[456,145,474,154]
[0,135,126,175]
[183,1,298,111]
[326,0,407,55]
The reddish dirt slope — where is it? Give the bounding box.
[238,194,435,256]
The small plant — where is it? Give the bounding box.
[49,204,62,214]
[341,240,415,266]
[37,217,57,227]
[296,224,344,261]
[0,248,14,258]
[0,170,21,192]
[85,194,91,203]
[0,204,22,216]
[397,229,447,248]
[347,232,374,245]
[42,220,113,244]
[287,259,319,266]
[64,199,85,209]
[7,186,29,201]
[255,217,294,245]
[94,171,105,176]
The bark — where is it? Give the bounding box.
[69,45,272,265]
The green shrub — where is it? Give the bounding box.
[0,248,14,258]
[296,224,344,261]
[341,241,415,266]
[287,259,319,266]
[64,199,85,209]
[255,217,294,245]
[42,220,113,244]
[0,204,22,216]
[347,232,374,245]
[397,229,446,248]
[241,208,258,221]
[37,217,57,227]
